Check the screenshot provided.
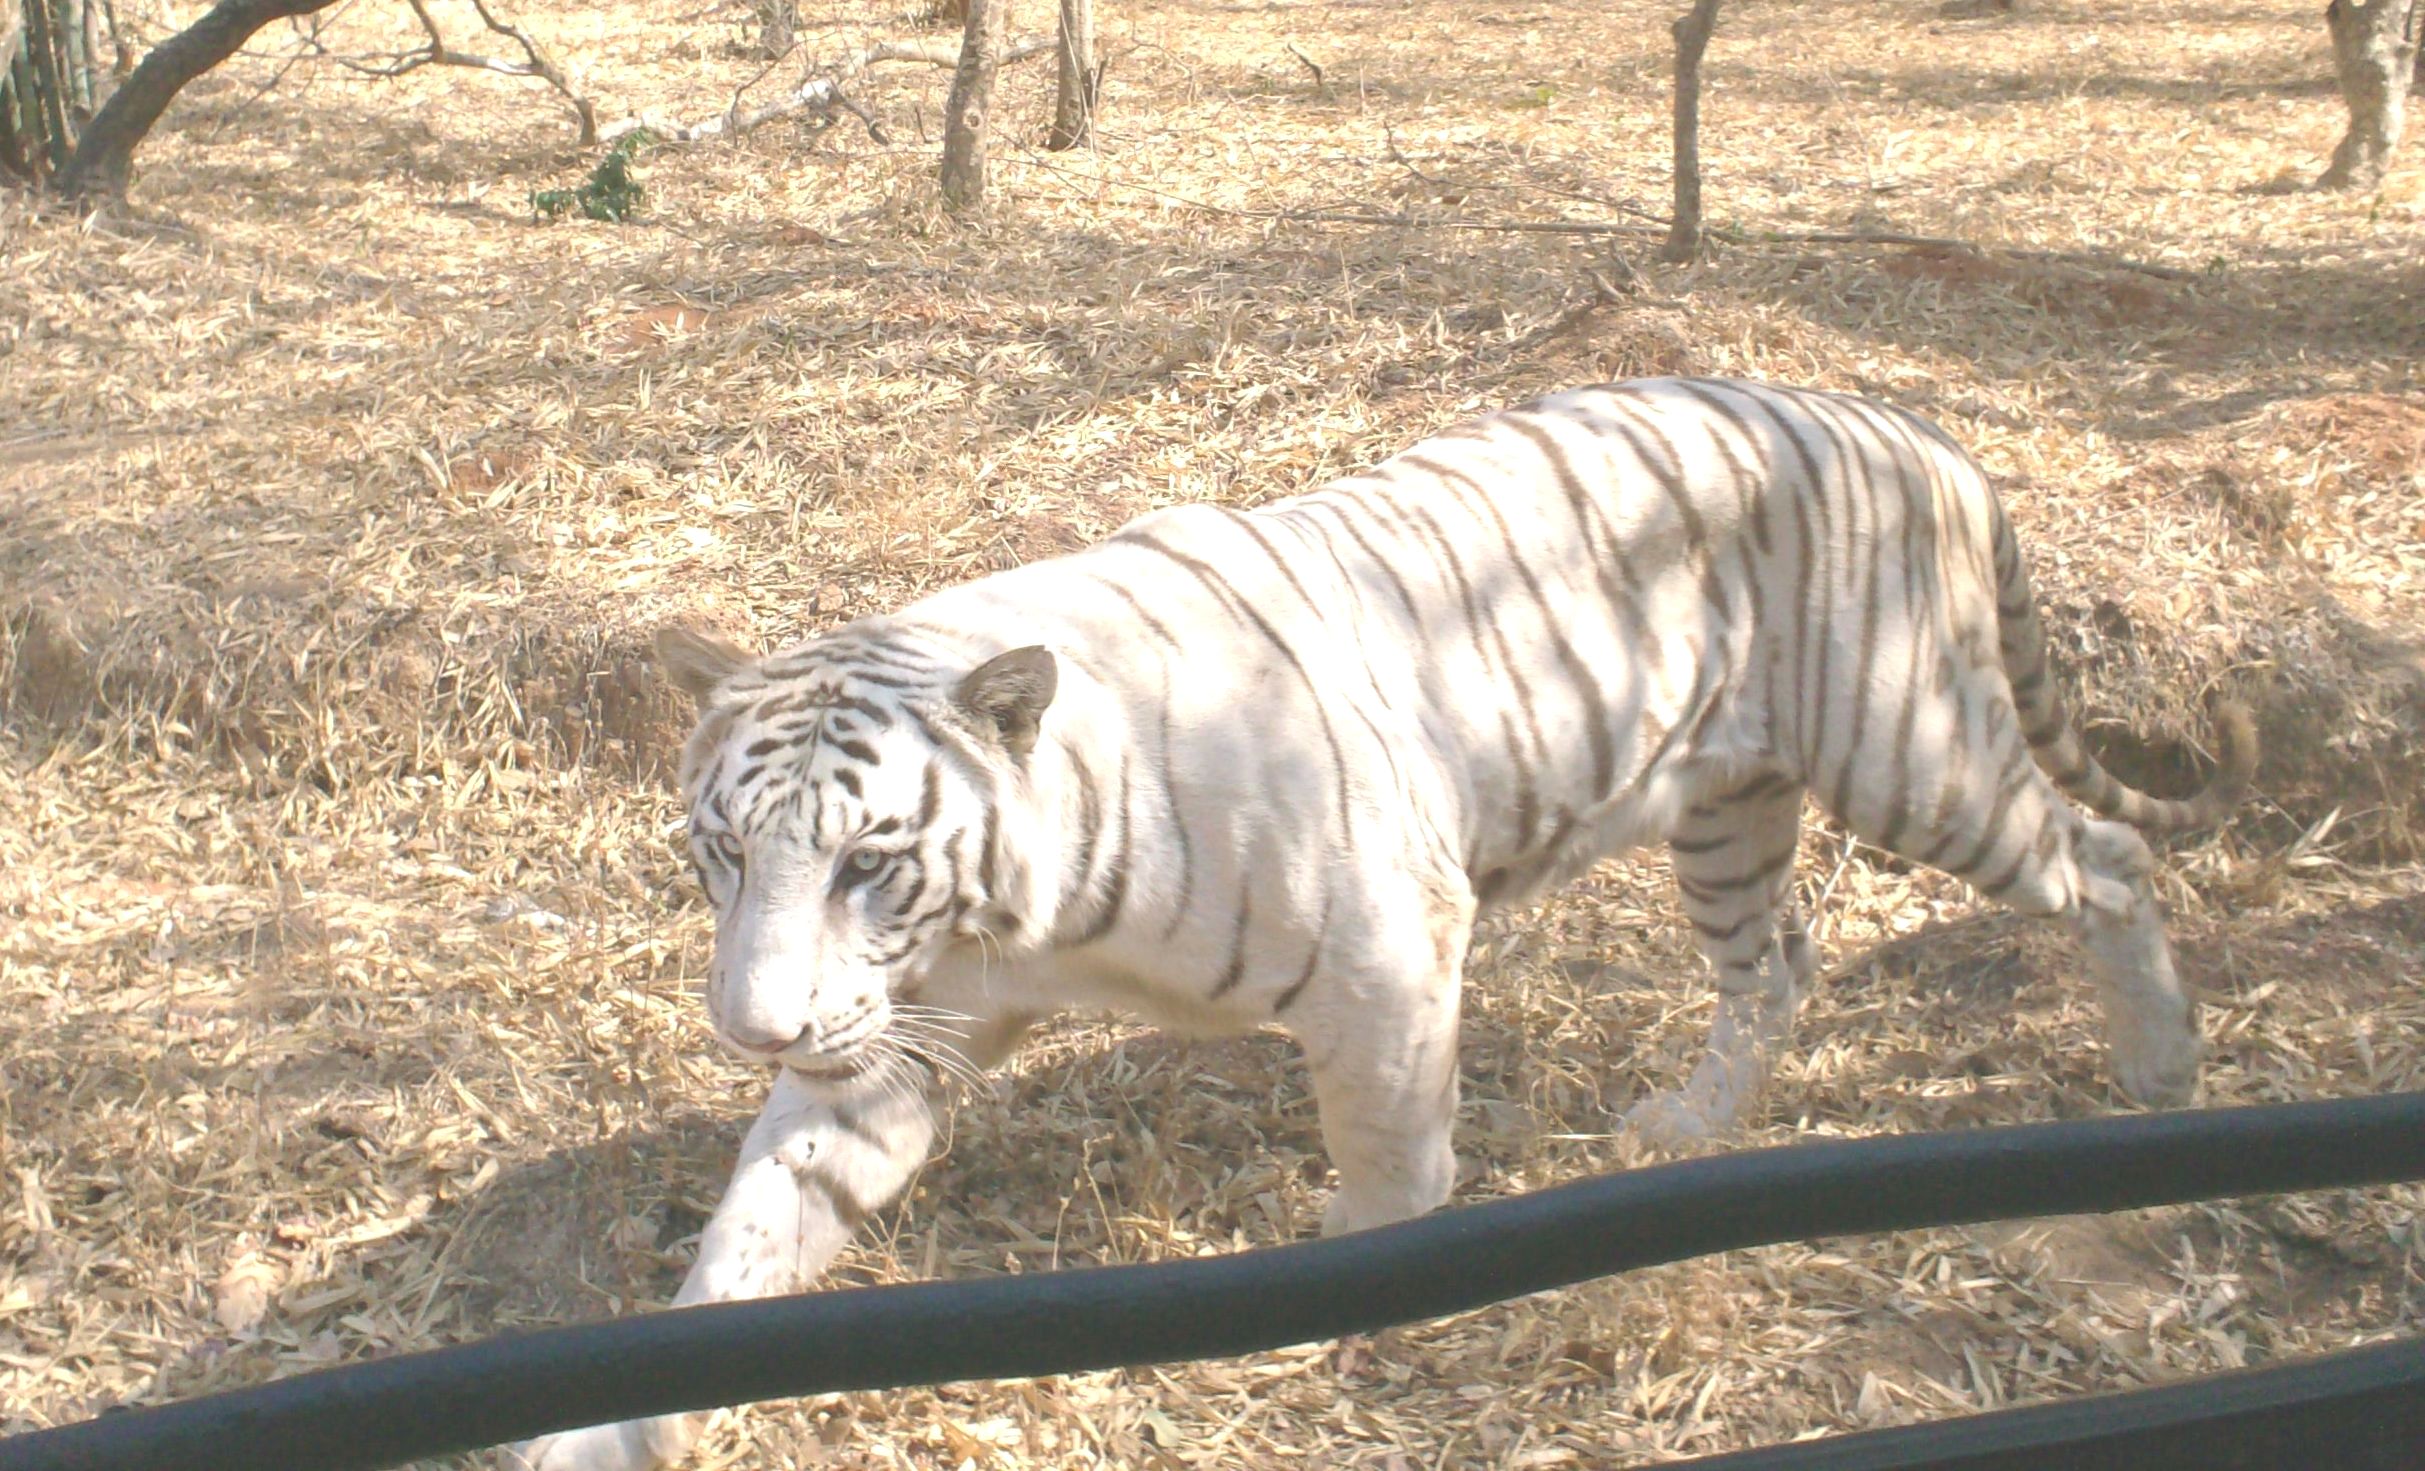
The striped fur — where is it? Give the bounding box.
[519,378,2252,1471]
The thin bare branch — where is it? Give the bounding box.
[599,32,1052,145]
[826,84,890,145]
[287,0,593,140]
[464,0,594,143]
[1284,41,1324,91]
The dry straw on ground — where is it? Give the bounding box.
[2,0,2421,1467]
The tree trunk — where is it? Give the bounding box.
[53,0,338,196]
[20,0,76,175]
[1660,0,1723,263]
[64,0,96,116]
[77,0,102,102]
[1045,0,1094,151]
[938,0,1002,214]
[2319,0,2421,191]
[2,25,34,183]
[756,0,796,60]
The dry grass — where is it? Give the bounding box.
[2,0,2422,1466]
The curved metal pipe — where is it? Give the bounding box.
[5,1092,2422,1471]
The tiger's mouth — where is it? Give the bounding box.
[776,1008,892,1079]
[785,1049,878,1082]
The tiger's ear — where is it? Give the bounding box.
[656,624,755,707]
[956,646,1057,756]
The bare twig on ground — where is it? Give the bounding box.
[1279,207,1667,236]
[825,84,890,144]
[730,44,798,110]
[1498,268,1633,355]
[598,33,1051,144]
[1382,125,1450,189]
[1599,246,1653,297]
[1285,41,1324,91]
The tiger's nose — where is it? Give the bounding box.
[722,1021,813,1056]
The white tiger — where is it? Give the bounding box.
[517,378,2252,1470]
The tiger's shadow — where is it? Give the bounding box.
[440,1025,1336,1341]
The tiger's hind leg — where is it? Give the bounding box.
[1820,704,2202,1109]
[2065,818,2204,1107]
[1624,774,1815,1146]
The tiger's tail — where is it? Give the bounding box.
[1989,515,2256,833]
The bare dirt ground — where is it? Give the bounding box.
[2,0,2422,1466]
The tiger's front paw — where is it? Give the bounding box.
[507,1412,700,1471]
[1621,1087,1729,1150]
[2111,1018,2204,1110]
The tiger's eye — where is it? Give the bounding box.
[849,849,885,873]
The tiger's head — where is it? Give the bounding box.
[654,623,1058,1079]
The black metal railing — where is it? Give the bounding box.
[3,1092,2421,1471]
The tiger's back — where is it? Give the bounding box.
[893,378,2229,946]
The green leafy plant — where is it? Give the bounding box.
[532,131,655,223]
